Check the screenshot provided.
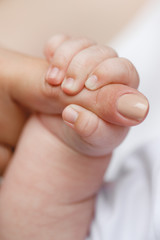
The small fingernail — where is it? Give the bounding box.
[63,106,79,126]
[117,94,149,121]
[85,75,98,90]
[46,67,60,85]
[61,77,75,90]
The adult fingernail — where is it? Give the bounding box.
[63,106,79,126]
[117,94,149,121]
[61,77,75,90]
[46,67,61,85]
[85,75,98,90]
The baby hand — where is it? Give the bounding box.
[0,35,149,173]
[43,34,149,156]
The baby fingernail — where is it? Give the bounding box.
[46,67,60,85]
[85,75,98,90]
[61,77,75,90]
[117,94,149,121]
[63,106,79,126]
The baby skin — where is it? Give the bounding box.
[0,35,149,240]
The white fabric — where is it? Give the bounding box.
[88,137,160,240]
[87,0,160,239]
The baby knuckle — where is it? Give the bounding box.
[120,58,139,86]
[95,45,117,58]
[54,51,69,66]
[70,54,88,71]
[77,114,99,138]
[45,34,70,57]
[77,37,96,46]
[105,46,118,58]
[120,58,133,78]
[48,34,69,45]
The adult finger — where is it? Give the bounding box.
[1,48,148,127]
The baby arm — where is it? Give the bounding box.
[0,36,149,239]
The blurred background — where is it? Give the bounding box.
[0,0,145,56]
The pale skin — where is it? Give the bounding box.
[0,34,149,239]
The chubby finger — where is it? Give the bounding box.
[45,37,95,85]
[85,57,139,90]
[44,34,69,61]
[61,45,117,95]
[62,104,129,156]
